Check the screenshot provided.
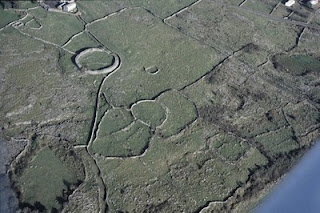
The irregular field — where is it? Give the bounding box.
[157,90,197,137]
[0,8,22,28]
[92,121,151,157]
[2,1,320,213]
[15,137,84,211]
[20,7,83,45]
[273,54,320,76]
[77,0,132,23]
[63,32,99,53]
[96,108,134,135]
[87,8,221,106]
[131,101,166,128]
[131,0,197,18]
[166,0,301,54]
[242,0,279,14]
[97,122,268,212]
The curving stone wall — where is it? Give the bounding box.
[75,48,121,75]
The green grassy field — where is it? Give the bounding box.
[166,0,300,54]
[97,122,268,212]
[77,0,132,23]
[96,108,134,135]
[274,54,320,76]
[157,90,197,137]
[0,8,23,28]
[92,121,151,157]
[284,102,320,136]
[80,50,114,70]
[64,32,99,53]
[0,27,98,145]
[242,0,279,14]
[17,147,83,211]
[209,133,249,161]
[20,7,83,46]
[132,101,166,128]
[256,127,299,155]
[28,19,40,29]
[2,0,320,212]
[131,0,197,18]
[87,8,221,107]
[232,109,288,138]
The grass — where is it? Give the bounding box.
[80,50,114,70]
[295,28,320,57]
[242,0,279,14]
[27,18,41,29]
[97,108,134,136]
[284,102,320,136]
[3,0,320,212]
[21,7,83,46]
[132,101,166,128]
[166,0,300,53]
[273,54,320,76]
[92,121,151,157]
[157,90,197,137]
[87,8,221,107]
[272,5,292,18]
[234,43,269,66]
[17,147,81,211]
[9,1,37,9]
[0,8,23,28]
[256,127,299,155]
[77,0,132,23]
[64,32,99,53]
[0,28,98,145]
[233,109,288,138]
[225,0,245,5]
[209,133,249,161]
[131,0,197,18]
[96,122,268,212]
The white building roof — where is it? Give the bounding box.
[63,2,76,12]
[285,0,295,7]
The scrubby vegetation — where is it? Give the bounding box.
[273,54,320,76]
[12,136,84,212]
[2,0,320,212]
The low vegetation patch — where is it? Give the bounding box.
[79,50,115,70]
[132,101,166,128]
[273,54,320,76]
[92,121,151,157]
[14,137,84,212]
[166,0,300,53]
[88,8,220,106]
[209,133,249,161]
[0,8,22,28]
[21,7,83,45]
[255,127,299,155]
[157,91,197,137]
[97,108,134,136]
[64,32,99,53]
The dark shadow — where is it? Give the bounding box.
[19,201,47,212]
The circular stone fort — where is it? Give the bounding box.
[75,48,121,75]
